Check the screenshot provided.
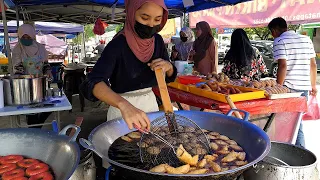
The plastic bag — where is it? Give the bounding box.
[93,18,108,35]
[303,96,320,120]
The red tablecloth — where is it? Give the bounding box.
[152,87,307,115]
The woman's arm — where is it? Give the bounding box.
[170,45,179,61]
[80,37,150,130]
[92,81,150,130]
[11,45,24,74]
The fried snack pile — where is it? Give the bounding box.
[231,79,291,95]
[206,72,230,83]
[148,130,247,175]
[199,81,242,95]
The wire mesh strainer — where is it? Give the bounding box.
[137,69,211,167]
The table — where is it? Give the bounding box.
[153,87,307,144]
[0,96,72,130]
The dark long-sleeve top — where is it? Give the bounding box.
[80,34,177,101]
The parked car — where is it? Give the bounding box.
[218,45,230,64]
[251,41,277,77]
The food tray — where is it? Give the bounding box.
[266,92,303,100]
[168,82,190,92]
[189,85,265,103]
[169,82,265,103]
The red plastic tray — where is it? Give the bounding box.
[178,76,202,85]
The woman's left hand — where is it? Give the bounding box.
[148,59,173,73]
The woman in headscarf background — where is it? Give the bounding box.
[12,24,52,128]
[12,24,51,77]
[189,21,218,75]
[222,29,268,81]
[81,0,177,130]
[171,27,194,61]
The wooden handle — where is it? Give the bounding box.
[69,117,83,137]
[225,96,242,119]
[155,68,174,113]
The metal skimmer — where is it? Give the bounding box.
[137,69,211,167]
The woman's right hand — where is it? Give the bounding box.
[119,101,151,130]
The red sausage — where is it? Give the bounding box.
[0,155,24,165]
[26,163,49,177]
[28,172,54,180]
[2,169,25,180]
[17,159,40,168]
[0,164,17,175]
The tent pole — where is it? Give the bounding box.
[15,6,19,29]
[1,0,12,75]
[81,32,85,61]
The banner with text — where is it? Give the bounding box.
[189,0,320,28]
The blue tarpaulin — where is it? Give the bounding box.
[5,0,250,13]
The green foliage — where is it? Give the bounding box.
[115,24,124,33]
[243,27,271,40]
[244,25,301,40]
[73,24,95,45]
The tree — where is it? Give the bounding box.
[115,24,124,33]
[244,27,271,40]
[244,25,301,40]
[73,24,95,45]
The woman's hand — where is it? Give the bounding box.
[119,101,151,130]
[45,71,53,82]
[148,59,174,77]
[310,87,318,96]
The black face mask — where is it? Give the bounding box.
[180,36,188,42]
[134,21,160,39]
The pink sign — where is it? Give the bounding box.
[189,0,320,28]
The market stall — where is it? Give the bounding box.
[153,75,307,144]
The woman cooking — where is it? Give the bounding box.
[170,27,195,61]
[12,24,51,77]
[81,0,177,130]
[11,23,52,128]
[189,21,218,75]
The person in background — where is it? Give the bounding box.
[222,29,268,81]
[81,0,177,130]
[171,27,194,61]
[189,21,218,75]
[268,17,317,148]
[11,24,52,128]
[93,40,106,55]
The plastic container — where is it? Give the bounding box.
[178,75,202,85]
[0,58,8,64]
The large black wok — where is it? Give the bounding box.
[80,110,271,180]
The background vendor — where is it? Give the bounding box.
[222,29,268,81]
[170,27,194,61]
[11,23,52,128]
[189,21,218,75]
[81,0,177,130]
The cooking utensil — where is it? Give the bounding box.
[3,75,48,105]
[0,125,81,180]
[138,69,210,166]
[244,142,319,180]
[135,124,176,153]
[262,156,289,166]
[154,68,176,130]
[80,110,270,180]
[225,95,242,119]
